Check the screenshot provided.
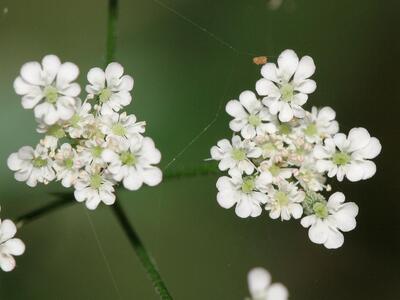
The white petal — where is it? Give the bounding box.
[356,137,381,159]
[255,78,280,97]
[4,238,25,256]
[293,55,315,84]
[142,167,162,186]
[7,153,22,171]
[277,49,299,81]
[0,254,16,272]
[347,127,371,152]
[333,133,348,151]
[241,125,256,139]
[318,106,336,122]
[278,102,293,122]
[239,90,260,113]
[346,162,365,182]
[248,267,271,298]
[21,62,43,85]
[42,54,61,82]
[105,62,124,83]
[235,198,252,218]
[118,75,134,91]
[56,62,79,88]
[260,63,279,82]
[308,221,328,244]
[225,100,247,118]
[0,219,17,242]
[295,79,316,94]
[334,202,358,232]
[266,283,289,300]
[324,229,344,249]
[123,174,143,191]
[86,67,105,90]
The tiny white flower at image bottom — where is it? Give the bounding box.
[0,207,25,272]
[247,267,288,300]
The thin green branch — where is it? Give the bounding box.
[105,0,118,65]
[112,201,173,299]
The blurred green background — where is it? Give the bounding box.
[0,0,399,299]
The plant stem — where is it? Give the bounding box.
[112,201,173,299]
[106,0,118,65]
[15,194,74,228]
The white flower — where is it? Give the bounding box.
[314,127,382,181]
[265,180,304,221]
[102,136,162,190]
[253,134,286,163]
[74,170,116,210]
[54,143,83,187]
[7,145,55,187]
[86,62,134,115]
[77,139,108,167]
[247,267,288,300]
[66,100,94,139]
[226,90,276,139]
[301,192,358,249]
[300,106,339,143]
[256,49,316,122]
[259,161,292,184]
[100,112,145,141]
[216,170,271,218]
[14,54,80,125]
[210,136,262,175]
[294,160,326,192]
[0,215,25,272]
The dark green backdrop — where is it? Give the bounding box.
[0,0,399,299]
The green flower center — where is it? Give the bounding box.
[248,114,261,126]
[231,148,246,161]
[313,202,329,219]
[120,151,137,166]
[44,86,58,103]
[241,177,255,193]
[91,146,103,158]
[279,123,292,135]
[99,88,112,103]
[269,164,281,177]
[32,157,47,168]
[47,124,66,138]
[70,114,81,127]
[90,174,102,189]
[262,142,276,153]
[275,191,289,206]
[64,158,74,169]
[304,123,318,136]
[332,151,351,165]
[280,83,294,102]
[112,123,126,136]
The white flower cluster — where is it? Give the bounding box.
[246,267,288,300]
[8,55,162,210]
[211,49,381,249]
[0,206,25,272]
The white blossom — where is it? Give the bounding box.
[66,99,94,139]
[226,90,276,139]
[216,170,271,218]
[7,144,55,187]
[100,111,145,141]
[210,136,262,175]
[14,54,80,125]
[247,267,288,300]
[256,49,316,122]
[314,127,381,181]
[102,135,162,190]
[86,62,134,115]
[53,143,83,187]
[301,192,358,249]
[265,180,304,221]
[0,211,25,272]
[74,170,116,210]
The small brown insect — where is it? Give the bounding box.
[253,56,268,65]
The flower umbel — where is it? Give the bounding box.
[210,49,381,249]
[8,56,162,210]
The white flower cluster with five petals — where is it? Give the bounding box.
[8,55,162,211]
[210,49,381,249]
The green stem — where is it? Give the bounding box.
[112,201,173,299]
[105,0,118,65]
